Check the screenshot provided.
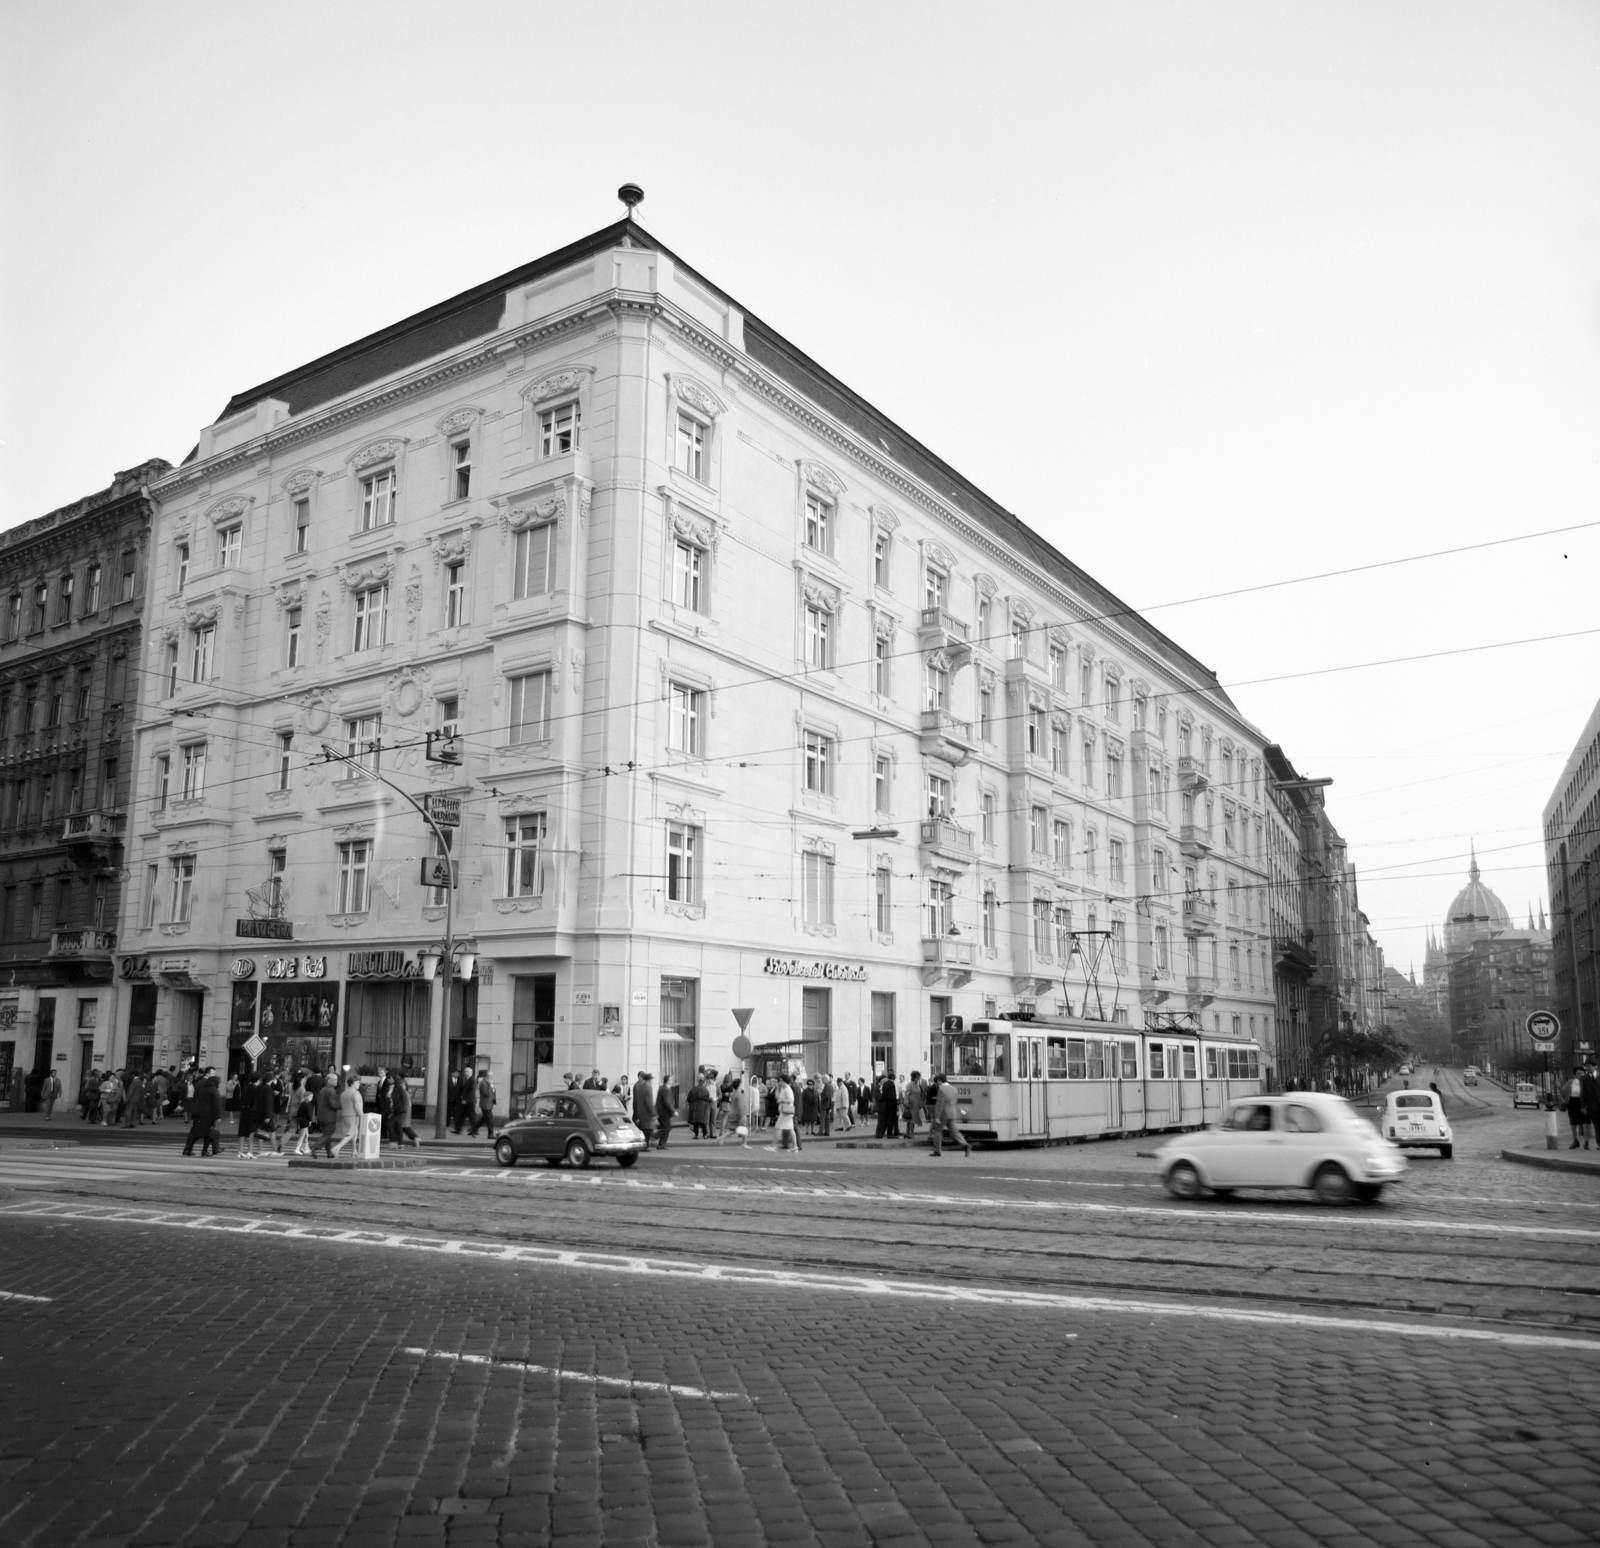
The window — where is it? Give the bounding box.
[1053,819,1071,869]
[1109,838,1125,884]
[976,593,991,641]
[1182,1043,1197,1080]
[361,470,397,530]
[804,493,832,554]
[1033,897,1051,955]
[73,668,90,720]
[505,813,547,898]
[874,756,891,814]
[1027,706,1045,757]
[438,697,460,739]
[668,683,702,755]
[924,567,946,611]
[873,530,890,588]
[57,574,74,623]
[1050,644,1066,689]
[217,526,241,568]
[1224,809,1236,849]
[981,791,996,845]
[84,565,101,614]
[1106,748,1123,799]
[510,521,557,601]
[1030,805,1048,853]
[1133,694,1147,731]
[452,439,472,500]
[175,545,189,592]
[266,847,288,913]
[32,582,48,631]
[1082,735,1095,786]
[540,401,580,455]
[1153,846,1169,891]
[1227,879,1238,918]
[154,756,170,813]
[665,822,701,905]
[336,840,370,913]
[672,538,703,611]
[344,715,381,774]
[5,594,19,640]
[924,656,948,711]
[120,551,136,601]
[46,676,62,727]
[983,886,998,949]
[802,850,835,926]
[66,765,83,812]
[181,742,207,800]
[805,604,831,668]
[928,878,953,938]
[286,606,302,667]
[978,681,993,740]
[352,585,388,651]
[1084,829,1098,879]
[803,730,832,795]
[1149,1044,1166,1080]
[674,413,705,480]
[1056,907,1072,962]
[661,979,699,1092]
[276,732,293,793]
[1050,720,1067,774]
[164,642,179,697]
[874,866,892,934]
[445,562,467,627]
[1104,676,1120,721]
[138,865,158,929]
[508,671,552,742]
[191,625,214,682]
[29,882,43,937]
[1229,945,1240,985]
[99,758,116,808]
[926,773,952,819]
[1110,916,1126,969]
[41,772,55,826]
[872,633,890,695]
[1010,619,1028,660]
[293,497,310,553]
[170,856,195,923]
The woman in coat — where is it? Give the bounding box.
[687,1076,714,1139]
[328,1072,365,1159]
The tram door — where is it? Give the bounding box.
[1017,1037,1048,1138]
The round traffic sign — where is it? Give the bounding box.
[1526,1011,1561,1042]
[731,1035,752,1059]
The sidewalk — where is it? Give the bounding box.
[1501,1144,1600,1176]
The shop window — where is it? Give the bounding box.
[871,991,895,1076]
[511,974,556,1117]
[659,977,698,1100]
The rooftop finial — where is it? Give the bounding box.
[617,183,644,218]
[1469,840,1479,881]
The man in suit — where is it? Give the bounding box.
[632,1071,657,1146]
[583,1069,607,1090]
[928,1074,970,1157]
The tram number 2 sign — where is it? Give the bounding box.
[1526,1011,1560,1043]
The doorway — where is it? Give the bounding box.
[510,974,554,1117]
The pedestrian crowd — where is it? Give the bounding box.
[1565,1061,1600,1150]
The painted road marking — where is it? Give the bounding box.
[0,1288,51,1303]
[399,1347,745,1401]
[5,1200,1598,1356]
[404,1168,1600,1242]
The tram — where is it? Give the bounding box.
[930,1014,1264,1145]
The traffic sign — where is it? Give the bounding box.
[1526,1011,1560,1043]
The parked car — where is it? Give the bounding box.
[1377,1089,1453,1157]
[1154,1092,1407,1204]
[493,1089,646,1168]
[1398,1065,1412,1076]
[1513,1082,1540,1109]
[1463,1071,1479,1086]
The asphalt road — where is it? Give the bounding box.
[1,1071,1596,1548]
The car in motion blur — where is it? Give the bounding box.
[1154,1092,1407,1204]
[1377,1089,1453,1158]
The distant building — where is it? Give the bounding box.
[1543,696,1600,1072]
[0,462,167,1109]
[1446,926,1553,1072]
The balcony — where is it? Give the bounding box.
[1274,935,1316,981]
[47,929,118,979]
[1185,972,1218,1007]
[1178,823,1212,858]
[917,607,972,661]
[61,810,124,846]
[919,818,976,866]
[1182,894,1218,933]
[1177,755,1209,791]
[919,709,976,766]
[921,934,974,989]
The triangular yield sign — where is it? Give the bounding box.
[731,1007,755,1032]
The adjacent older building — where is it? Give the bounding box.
[1446,924,1553,1072]
[1543,694,1600,1071]
[0,462,167,1109]
[110,217,1286,1114]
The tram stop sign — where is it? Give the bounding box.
[1526,1011,1560,1045]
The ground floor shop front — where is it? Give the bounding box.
[0,979,117,1113]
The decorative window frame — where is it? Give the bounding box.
[797,460,846,561]
[347,438,409,534]
[798,832,838,938]
[659,661,717,763]
[666,373,727,490]
[521,366,593,459]
[437,407,485,504]
[660,489,721,621]
[496,649,558,762]
[281,469,321,559]
[796,568,842,672]
[662,798,709,920]
[868,504,899,591]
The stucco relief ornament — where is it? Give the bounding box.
[973,572,998,599]
[925,540,956,573]
[439,409,478,437]
[404,566,422,642]
[670,511,715,550]
[801,582,837,614]
[387,668,430,719]
[340,559,394,593]
[504,495,563,536]
[352,440,404,471]
[275,582,305,612]
[182,603,220,630]
[205,495,251,526]
[526,370,586,403]
[1008,595,1036,623]
[869,504,900,532]
[281,469,319,495]
[671,376,727,419]
[874,613,896,642]
[430,533,471,572]
[313,592,331,663]
[799,461,846,498]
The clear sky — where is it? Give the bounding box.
[3,0,1597,986]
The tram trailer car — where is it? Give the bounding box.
[931,1017,1265,1146]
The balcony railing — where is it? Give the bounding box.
[1182,894,1218,931]
[1177,755,1209,790]
[1178,823,1212,856]
[62,810,124,845]
[919,709,975,766]
[919,818,976,863]
[918,606,969,643]
[48,929,117,959]
[921,936,975,969]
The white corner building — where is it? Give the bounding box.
[114,216,1280,1113]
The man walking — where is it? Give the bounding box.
[903,1070,926,1141]
[182,1074,221,1157]
[473,1068,498,1139]
[928,1074,970,1157]
[655,1074,677,1149]
[328,1071,365,1160]
[41,1068,61,1120]
[632,1071,657,1148]
[314,1071,342,1158]
[1581,1061,1600,1152]
[583,1069,607,1090]
[775,1077,799,1154]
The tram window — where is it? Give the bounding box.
[1046,1038,1067,1077]
[1067,1038,1086,1079]
[1120,1041,1139,1078]
[1030,1042,1042,1079]
[1150,1044,1166,1079]
[936,1031,1011,1079]
[1087,1041,1106,1080]
[1225,1047,1261,1080]
[1182,1045,1197,1079]
[1206,1047,1219,1079]
[993,1038,1009,1077]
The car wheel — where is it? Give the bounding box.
[1313,1163,1353,1205]
[493,1137,517,1168]
[1440,1145,1453,1160]
[565,1137,592,1169]
[1355,1182,1383,1203]
[1165,1161,1202,1200]
[616,1152,639,1169]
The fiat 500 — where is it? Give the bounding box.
[494,1090,646,1169]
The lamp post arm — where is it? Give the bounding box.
[318,745,457,1138]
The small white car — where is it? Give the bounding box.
[1378,1090,1453,1158]
[1513,1082,1540,1109]
[1463,1071,1479,1086]
[1154,1092,1407,1204]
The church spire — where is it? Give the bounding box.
[1469,841,1480,882]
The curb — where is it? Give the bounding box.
[285,1155,432,1172]
[1500,1149,1600,1176]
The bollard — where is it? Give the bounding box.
[1545,1106,1560,1151]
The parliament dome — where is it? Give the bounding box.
[1443,847,1511,956]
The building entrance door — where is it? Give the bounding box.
[510,975,554,1118]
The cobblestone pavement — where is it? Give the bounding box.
[1,1071,1597,1546]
